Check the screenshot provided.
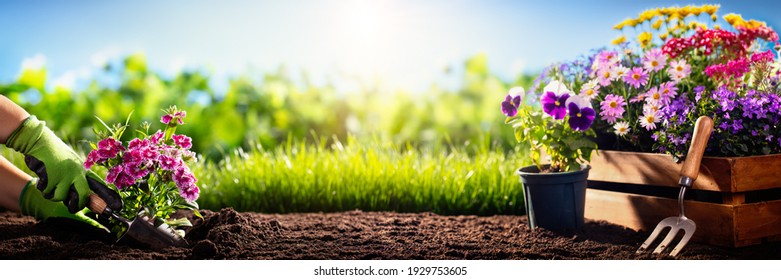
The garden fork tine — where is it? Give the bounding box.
[636,116,713,257]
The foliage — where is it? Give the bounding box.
[1,53,528,160]
[536,4,781,159]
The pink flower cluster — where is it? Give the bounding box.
[705,58,751,79]
[751,50,776,64]
[84,113,199,202]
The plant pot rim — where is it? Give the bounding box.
[516,164,591,176]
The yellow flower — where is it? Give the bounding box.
[724,13,744,27]
[612,35,627,45]
[690,6,703,16]
[711,14,718,22]
[703,4,720,16]
[680,5,692,17]
[638,9,658,22]
[652,19,664,30]
[714,24,721,30]
[746,19,767,29]
[613,18,636,30]
[637,32,653,49]
[659,7,672,16]
[659,32,669,41]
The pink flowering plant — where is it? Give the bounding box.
[84,106,201,234]
[502,82,598,173]
[523,4,781,160]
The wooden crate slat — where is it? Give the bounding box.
[734,200,781,241]
[585,189,736,247]
[732,155,781,191]
[589,151,727,192]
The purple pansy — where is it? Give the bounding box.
[566,96,595,131]
[541,91,570,120]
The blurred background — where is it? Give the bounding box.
[1,0,779,214]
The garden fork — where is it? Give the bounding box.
[636,116,713,257]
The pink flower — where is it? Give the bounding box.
[128,138,150,150]
[623,67,649,89]
[645,87,666,105]
[640,109,661,131]
[125,162,151,180]
[84,151,100,169]
[123,149,144,164]
[172,134,193,150]
[667,59,691,82]
[159,155,180,171]
[160,114,174,124]
[642,48,667,72]
[106,165,124,186]
[150,130,164,144]
[160,111,187,125]
[597,67,617,87]
[178,183,200,203]
[751,50,775,64]
[95,137,125,160]
[599,94,626,124]
[659,81,678,100]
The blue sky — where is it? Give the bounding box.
[1,0,779,92]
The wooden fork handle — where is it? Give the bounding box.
[680,116,714,183]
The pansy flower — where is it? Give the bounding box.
[540,81,571,120]
[501,87,525,117]
[566,95,595,131]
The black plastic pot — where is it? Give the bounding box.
[517,164,590,231]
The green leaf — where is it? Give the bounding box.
[166,217,193,228]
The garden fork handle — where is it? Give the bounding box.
[679,116,714,185]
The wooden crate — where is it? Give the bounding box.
[585,150,781,247]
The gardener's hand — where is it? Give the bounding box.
[6,115,122,213]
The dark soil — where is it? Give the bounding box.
[1,208,779,260]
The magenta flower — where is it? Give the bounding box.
[96,138,125,159]
[158,155,180,171]
[566,96,595,131]
[597,67,616,86]
[125,162,151,180]
[106,165,124,186]
[623,67,649,89]
[599,94,626,124]
[150,130,165,144]
[161,111,187,125]
[172,134,193,150]
[179,183,200,203]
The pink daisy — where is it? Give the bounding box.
[642,48,667,72]
[599,94,626,124]
[623,67,649,89]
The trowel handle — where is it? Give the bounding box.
[88,193,110,216]
[680,116,714,181]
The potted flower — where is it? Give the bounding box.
[502,80,598,230]
[525,4,781,247]
[84,106,201,239]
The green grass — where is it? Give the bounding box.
[193,136,529,215]
[2,136,531,216]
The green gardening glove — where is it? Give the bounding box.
[19,179,107,231]
[6,115,122,213]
